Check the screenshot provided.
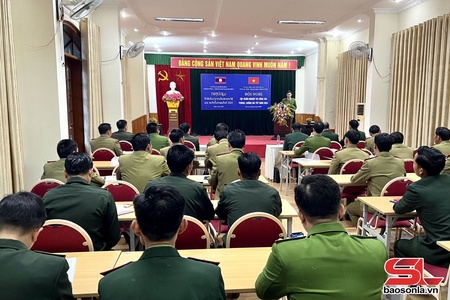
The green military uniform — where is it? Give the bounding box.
[327,145,369,174]
[433,140,450,156]
[205,138,229,169]
[322,129,339,142]
[358,130,367,140]
[215,180,282,227]
[442,158,450,174]
[184,133,200,150]
[149,132,170,151]
[43,177,121,251]
[90,134,123,156]
[98,245,226,300]
[145,173,214,221]
[209,148,243,199]
[117,151,170,193]
[394,174,450,267]
[207,136,216,147]
[41,158,105,187]
[0,239,73,300]
[365,137,375,153]
[294,134,331,156]
[255,222,387,300]
[283,130,308,151]
[390,143,414,159]
[111,129,134,142]
[160,143,200,168]
[281,97,297,110]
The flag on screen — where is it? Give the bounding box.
[215,76,226,84]
[248,77,259,84]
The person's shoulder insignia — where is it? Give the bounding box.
[276,236,306,243]
[100,262,134,276]
[364,156,376,161]
[351,235,377,240]
[187,257,220,266]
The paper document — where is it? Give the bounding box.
[117,204,134,215]
[66,257,76,283]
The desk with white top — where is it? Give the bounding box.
[264,144,283,180]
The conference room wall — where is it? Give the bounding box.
[302,51,318,116]
[398,0,450,31]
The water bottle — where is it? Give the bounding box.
[276,135,281,145]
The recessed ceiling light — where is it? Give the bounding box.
[210,32,217,37]
[247,49,251,54]
[157,49,162,52]
[291,50,295,54]
[203,40,209,45]
[251,47,254,50]
[154,17,204,22]
[162,31,169,36]
[120,11,128,18]
[357,19,363,23]
[203,49,207,53]
[204,45,206,48]
[154,44,159,49]
[254,42,259,45]
[134,28,139,32]
[278,20,325,25]
[254,35,258,38]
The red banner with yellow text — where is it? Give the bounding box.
[170,57,298,70]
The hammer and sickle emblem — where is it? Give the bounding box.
[158,70,169,81]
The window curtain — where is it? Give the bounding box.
[335,51,368,137]
[80,19,103,149]
[0,0,25,196]
[389,14,450,148]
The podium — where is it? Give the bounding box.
[272,119,292,140]
[166,101,180,133]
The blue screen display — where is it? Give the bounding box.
[200,74,271,110]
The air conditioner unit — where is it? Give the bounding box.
[356,103,365,131]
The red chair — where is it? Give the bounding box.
[151,149,161,155]
[111,166,119,176]
[290,141,305,179]
[31,219,94,252]
[92,148,116,161]
[310,147,333,174]
[176,216,211,249]
[356,141,366,149]
[340,159,366,203]
[404,159,414,173]
[381,176,413,196]
[361,148,373,156]
[184,141,196,150]
[292,141,304,151]
[413,148,419,158]
[226,212,286,248]
[102,180,139,202]
[119,140,133,151]
[30,179,64,198]
[329,141,342,151]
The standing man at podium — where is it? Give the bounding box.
[281,90,297,111]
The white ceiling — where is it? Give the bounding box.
[113,0,419,56]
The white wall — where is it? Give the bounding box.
[147,65,158,113]
[398,0,450,30]
[302,51,318,115]
[339,28,370,53]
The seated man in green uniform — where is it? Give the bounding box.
[394,146,450,267]
[433,126,450,156]
[41,139,104,187]
[145,145,214,222]
[328,130,369,174]
[90,123,123,156]
[294,122,331,157]
[347,133,405,225]
[322,121,339,142]
[205,129,229,169]
[0,192,73,300]
[389,131,414,159]
[216,152,282,228]
[283,122,308,150]
[349,119,366,141]
[207,122,229,147]
[160,128,185,158]
[98,186,226,300]
[146,122,170,151]
[43,152,121,251]
[111,119,133,142]
[180,122,200,151]
[443,157,450,174]
[255,175,387,300]
[117,133,170,192]
[209,129,246,199]
[365,124,381,154]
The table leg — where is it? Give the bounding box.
[385,216,393,250]
[287,218,292,236]
[362,203,369,236]
[285,156,291,196]
[129,228,135,252]
[279,154,285,192]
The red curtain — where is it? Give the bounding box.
[154,65,191,135]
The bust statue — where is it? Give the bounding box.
[166,81,181,95]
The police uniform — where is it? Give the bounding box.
[41,158,105,187]
[145,173,215,222]
[390,143,414,159]
[327,145,369,174]
[282,130,309,150]
[111,130,134,142]
[43,177,121,251]
[433,140,450,157]
[442,158,450,175]
[117,150,170,193]
[149,132,170,151]
[207,136,216,147]
[394,174,450,267]
[98,245,226,300]
[205,138,229,169]
[0,239,73,300]
[294,134,331,156]
[358,130,367,140]
[322,129,339,142]
[208,148,243,199]
[183,133,200,150]
[90,134,123,156]
[255,222,387,300]
[365,137,375,153]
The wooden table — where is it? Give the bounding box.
[115,247,272,293]
[94,160,117,170]
[187,175,269,186]
[357,196,416,250]
[194,151,206,157]
[64,251,121,298]
[437,241,450,252]
[328,173,420,187]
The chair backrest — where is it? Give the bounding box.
[292,141,304,150]
[313,147,334,160]
[404,159,414,173]
[226,212,286,248]
[184,141,196,150]
[175,216,211,250]
[381,176,414,196]
[111,166,119,176]
[119,140,133,151]
[151,149,161,155]
[340,159,365,174]
[30,179,64,198]
[102,180,139,202]
[31,219,94,252]
[329,141,342,151]
[92,148,116,161]
[413,148,419,158]
[356,141,366,149]
[360,148,373,156]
